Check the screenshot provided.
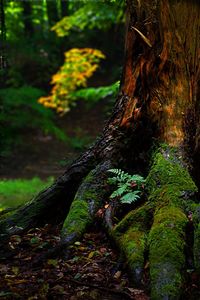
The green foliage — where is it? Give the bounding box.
[108,169,145,204]
[52,1,124,37]
[5,1,24,41]
[6,36,62,88]
[70,81,120,104]
[0,177,54,210]
[38,48,105,114]
[67,135,92,151]
[0,86,67,155]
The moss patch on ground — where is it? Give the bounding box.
[0,177,54,211]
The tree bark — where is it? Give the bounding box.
[22,1,34,37]
[60,0,68,18]
[1,1,200,299]
[0,0,7,70]
[46,0,59,27]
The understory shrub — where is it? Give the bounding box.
[0,85,67,156]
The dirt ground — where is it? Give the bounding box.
[0,101,107,180]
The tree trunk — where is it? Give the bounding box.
[0,0,6,70]
[60,0,68,18]
[22,1,34,37]
[46,0,59,27]
[1,0,200,299]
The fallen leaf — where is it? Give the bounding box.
[74,241,81,246]
[113,270,121,279]
[12,266,19,275]
[88,251,95,259]
[47,259,58,267]
[74,273,81,279]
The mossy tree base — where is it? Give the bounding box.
[109,146,199,299]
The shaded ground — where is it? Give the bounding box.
[0,225,149,300]
[0,100,149,300]
[0,101,108,179]
[1,102,199,299]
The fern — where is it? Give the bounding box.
[120,191,140,204]
[108,169,145,204]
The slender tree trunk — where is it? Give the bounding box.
[0,0,6,69]
[22,1,34,36]
[60,0,68,18]
[46,0,59,27]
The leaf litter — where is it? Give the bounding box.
[0,225,149,300]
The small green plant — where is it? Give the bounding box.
[107,169,145,204]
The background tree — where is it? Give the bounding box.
[0,0,6,69]
[46,0,59,27]
[1,1,200,299]
[22,0,34,36]
[60,0,68,18]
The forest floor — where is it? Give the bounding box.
[0,101,150,300]
[0,102,199,299]
[0,101,108,180]
[0,225,149,300]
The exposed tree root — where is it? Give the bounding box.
[61,160,112,244]
[0,93,131,243]
[29,161,113,264]
[111,204,152,286]
[146,147,198,299]
[192,204,200,272]
[106,146,199,299]
[1,141,200,299]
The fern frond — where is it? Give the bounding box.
[110,183,130,199]
[108,168,131,182]
[108,168,145,204]
[120,191,140,204]
[130,175,145,183]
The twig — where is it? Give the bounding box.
[67,277,134,299]
[131,26,152,48]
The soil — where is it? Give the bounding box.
[0,225,149,300]
[0,101,109,179]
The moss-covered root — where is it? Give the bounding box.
[149,207,187,300]
[61,160,112,245]
[111,204,152,285]
[146,147,198,299]
[192,204,200,272]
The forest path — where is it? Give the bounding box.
[1,101,107,180]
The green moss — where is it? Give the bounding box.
[191,204,200,271]
[120,228,146,264]
[149,206,187,299]
[194,223,200,271]
[62,199,92,236]
[111,204,151,284]
[145,147,196,299]
[0,196,45,233]
[146,150,197,198]
[61,172,99,237]
[117,227,147,284]
[113,203,153,237]
[61,162,111,239]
